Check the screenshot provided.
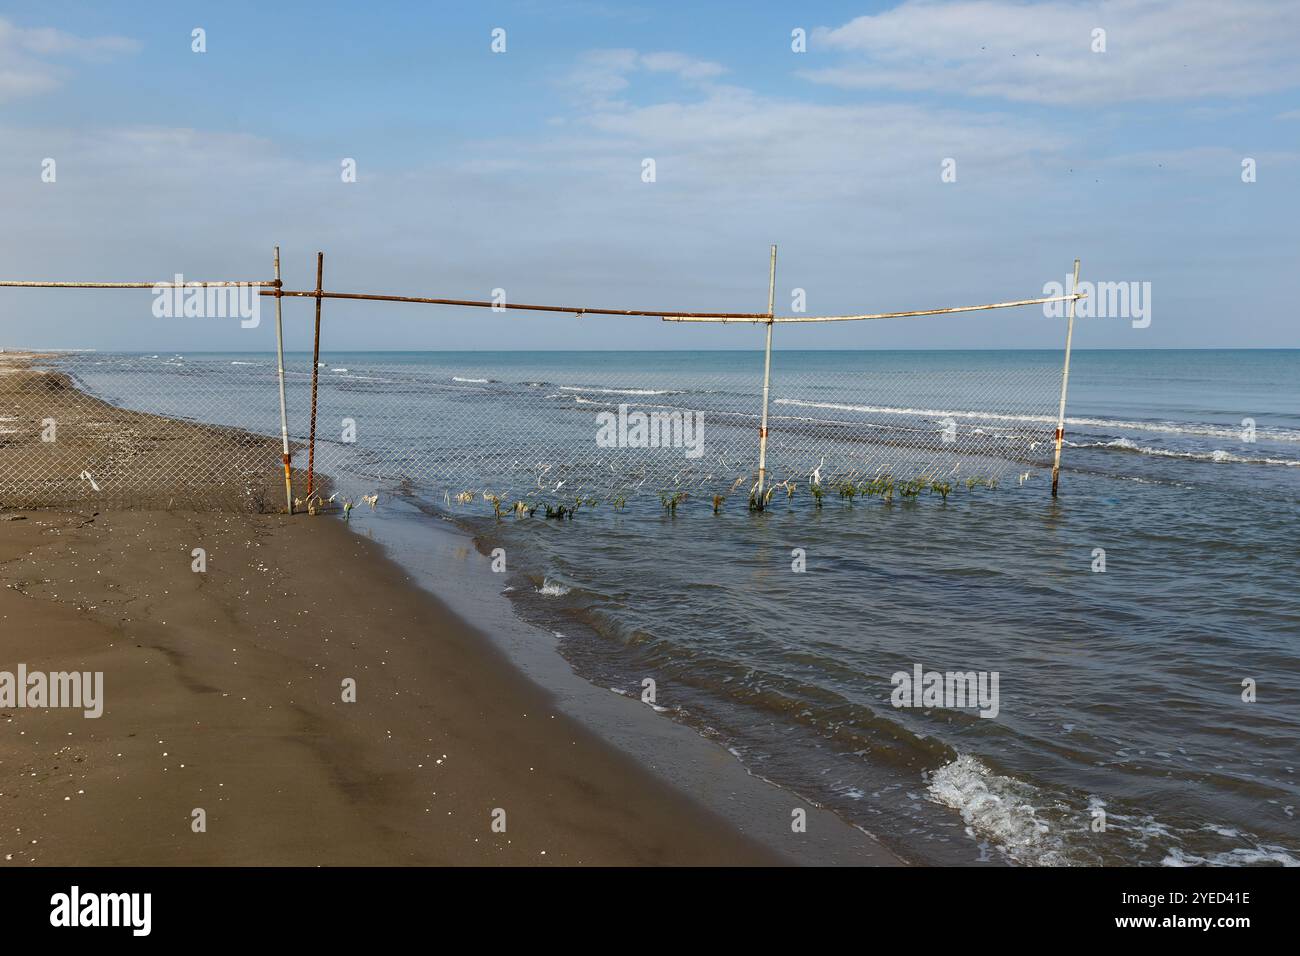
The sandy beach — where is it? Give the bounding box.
[0,353,900,866]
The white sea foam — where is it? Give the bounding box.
[927,754,1070,866]
[778,398,1053,424]
[1068,437,1300,466]
[452,376,490,383]
[331,373,396,384]
[560,385,681,396]
[1162,845,1300,867]
[776,398,1300,443]
[538,579,571,597]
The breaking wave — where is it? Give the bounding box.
[1069,437,1299,466]
[927,755,1072,866]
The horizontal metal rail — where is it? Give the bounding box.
[254,288,1085,324]
[665,292,1088,324]
[258,288,769,320]
[0,281,1084,324]
[0,280,278,288]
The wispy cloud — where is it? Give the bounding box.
[561,48,726,106]
[801,0,1300,106]
[0,16,139,102]
[557,86,1059,203]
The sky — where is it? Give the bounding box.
[0,0,1297,352]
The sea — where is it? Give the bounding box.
[57,348,1300,866]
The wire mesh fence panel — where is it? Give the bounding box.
[303,343,769,505]
[299,320,1066,511]
[0,335,1067,513]
[760,348,1064,494]
[0,340,291,511]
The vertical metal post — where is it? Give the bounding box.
[306,251,324,498]
[273,246,293,513]
[756,244,778,496]
[1051,257,1080,498]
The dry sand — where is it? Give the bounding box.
[1,506,788,865]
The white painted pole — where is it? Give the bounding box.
[756,244,777,498]
[1051,258,1081,498]
[273,246,293,513]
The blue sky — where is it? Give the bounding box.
[1,0,1297,352]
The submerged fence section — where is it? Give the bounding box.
[0,248,1084,512]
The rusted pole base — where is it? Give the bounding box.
[283,455,293,514]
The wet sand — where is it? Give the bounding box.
[0,352,901,865]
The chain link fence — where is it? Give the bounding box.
[0,350,293,511]
[297,341,1064,504]
[1,340,1063,514]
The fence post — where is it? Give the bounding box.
[1051,257,1081,497]
[273,246,293,513]
[756,244,778,496]
[306,252,324,498]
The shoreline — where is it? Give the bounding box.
[0,351,902,866]
[350,496,906,865]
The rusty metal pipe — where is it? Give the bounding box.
[0,280,277,288]
[257,288,768,320]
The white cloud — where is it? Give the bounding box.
[561,85,1059,203]
[0,17,138,102]
[638,51,726,81]
[802,0,1300,106]
[0,93,1078,352]
[0,66,57,100]
[561,48,726,106]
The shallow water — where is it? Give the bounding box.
[62,348,1300,866]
